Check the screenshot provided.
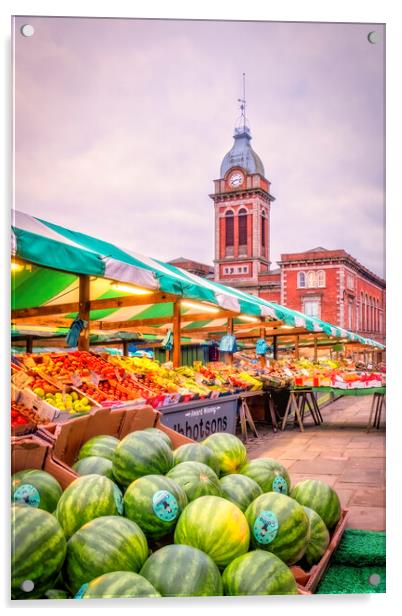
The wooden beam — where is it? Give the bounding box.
[78,275,90,351]
[12,291,178,320]
[272,335,278,360]
[172,301,181,368]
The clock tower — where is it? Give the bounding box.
[211,86,275,294]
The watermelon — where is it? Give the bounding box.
[302,506,330,567]
[173,443,220,475]
[291,479,341,530]
[112,431,174,487]
[174,495,250,568]
[63,515,148,594]
[239,458,291,495]
[140,544,223,597]
[11,503,67,599]
[222,550,298,595]
[166,461,222,501]
[55,474,123,538]
[77,571,160,599]
[77,435,119,461]
[72,456,114,480]
[141,427,173,449]
[202,433,248,475]
[12,469,62,513]
[245,492,310,565]
[219,474,263,512]
[44,589,70,599]
[123,474,187,539]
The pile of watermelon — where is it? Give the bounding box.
[11,429,341,599]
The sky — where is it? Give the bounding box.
[13,17,385,278]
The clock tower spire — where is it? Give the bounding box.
[211,81,275,294]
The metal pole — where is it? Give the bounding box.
[172,301,181,368]
[78,275,90,351]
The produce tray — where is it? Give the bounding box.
[37,405,194,471]
[290,508,349,593]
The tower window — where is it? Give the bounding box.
[225,211,234,249]
[261,214,266,248]
[238,208,248,247]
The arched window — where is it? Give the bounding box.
[307,271,316,288]
[298,272,306,288]
[238,208,248,248]
[365,294,370,331]
[360,293,364,331]
[261,212,266,248]
[317,270,326,287]
[225,210,234,251]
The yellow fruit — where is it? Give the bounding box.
[80,397,89,405]
[73,401,82,411]
[71,392,78,401]
[33,387,45,398]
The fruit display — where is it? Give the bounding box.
[112,431,174,487]
[55,474,124,539]
[290,479,341,530]
[140,544,223,597]
[245,492,310,565]
[11,401,42,433]
[12,469,63,513]
[172,442,220,475]
[202,432,248,475]
[166,461,222,501]
[11,504,67,599]
[63,515,148,594]
[174,495,250,568]
[11,429,345,599]
[239,458,291,495]
[123,474,188,539]
[219,473,263,513]
[302,506,330,567]
[77,571,161,599]
[222,550,298,595]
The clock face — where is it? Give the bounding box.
[229,172,243,187]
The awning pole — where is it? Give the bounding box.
[172,301,181,368]
[295,335,299,360]
[78,275,90,352]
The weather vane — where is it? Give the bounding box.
[237,73,248,132]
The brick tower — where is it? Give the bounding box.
[211,83,275,294]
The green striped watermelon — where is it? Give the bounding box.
[142,427,173,449]
[44,589,70,599]
[291,479,341,530]
[174,495,250,568]
[12,469,62,513]
[219,474,263,512]
[63,515,148,594]
[112,431,174,487]
[245,492,310,565]
[140,544,223,597]
[72,456,114,479]
[55,474,123,539]
[302,506,330,567]
[77,571,160,599]
[240,458,291,495]
[11,503,67,599]
[123,474,187,539]
[222,550,298,595]
[77,435,119,461]
[173,443,220,475]
[166,461,222,501]
[202,433,248,475]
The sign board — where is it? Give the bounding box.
[160,395,238,441]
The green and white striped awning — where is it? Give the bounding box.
[11,211,385,350]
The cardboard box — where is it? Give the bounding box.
[11,435,78,489]
[38,404,194,471]
[290,508,349,593]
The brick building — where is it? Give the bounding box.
[171,103,386,345]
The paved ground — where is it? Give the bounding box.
[243,395,385,531]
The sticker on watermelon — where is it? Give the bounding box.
[13,484,41,508]
[253,510,279,545]
[152,490,178,522]
[113,485,124,514]
[272,475,288,495]
[74,583,89,599]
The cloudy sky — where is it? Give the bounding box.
[13,17,385,277]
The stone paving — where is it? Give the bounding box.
[244,395,386,531]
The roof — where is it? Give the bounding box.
[220,128,265,177]
[305,246,329,253]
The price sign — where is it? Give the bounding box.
[12,371,32,390]
[71,373,83,388]
[89,371,100,387]
[32,398,56,421]
[114,367,123,382]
